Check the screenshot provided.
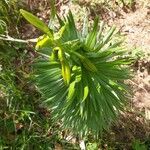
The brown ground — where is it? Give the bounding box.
[114,4,150,117]
[106,2,150,148]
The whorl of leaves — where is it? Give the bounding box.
[20,9,132,136]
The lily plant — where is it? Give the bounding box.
[20,9,132,136]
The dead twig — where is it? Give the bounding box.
[0,34,37,43]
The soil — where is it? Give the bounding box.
[113,4,150,117]
[106,1,150,147]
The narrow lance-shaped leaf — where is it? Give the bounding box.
[57,14,65,26]
[82,75,89,101]
[85,16,99,51]
[96,21,104,41]
[102,26,116,45]
[82,13,88,38]
[94,26,116,51]
[67,10,78,40]
[67,80,76,102]
[50,0,56,19]
[20,9,53,38]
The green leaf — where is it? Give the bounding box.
[67,80,76,102]
[56,14,65,26]
[82,75,89,101]
[50,0,56,19]
[94,26,116,51]
[96,21,104,41]
[36,35,53,50]
[67,11,78,40]
[84,17,99,51]
[102,26,116,45]
[82,14,88,38]
[20,9,53,38]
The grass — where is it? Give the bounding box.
[0,29,79,149]
[0,41,80,149]
[0,2,79,149]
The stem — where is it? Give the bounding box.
[79,140,86,150]
[0,34,37,43]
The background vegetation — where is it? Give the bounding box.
[0,0,150,149]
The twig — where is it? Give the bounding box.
[79,140,86,150]
[0,34,37,43]
[128,79,148,93]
